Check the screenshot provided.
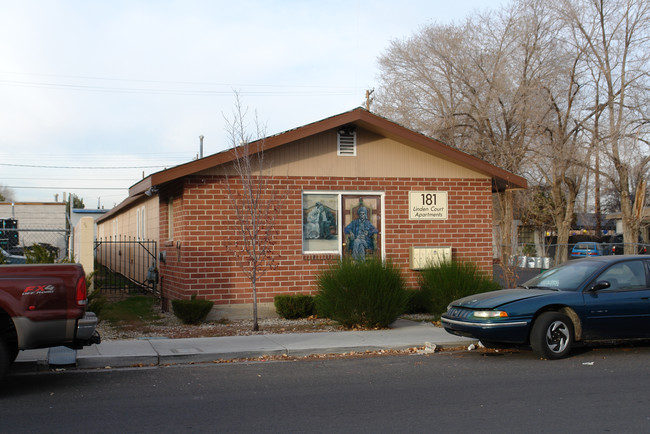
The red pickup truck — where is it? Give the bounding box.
[0,263,100,380]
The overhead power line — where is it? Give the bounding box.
[6,186,127,190]
[0,163,167,169]
[4,177,136,181]
[0,71,360,90]
[0,76,357,97]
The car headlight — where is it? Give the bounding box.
[472,310,508,318]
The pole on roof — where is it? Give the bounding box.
[365,89,374,111]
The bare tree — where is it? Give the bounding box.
[375,2,549,279]
[526,0,596,264]
[376,0,650,265]
[223,95,280,331]
[0,185,15,202]
[560,0,650,252]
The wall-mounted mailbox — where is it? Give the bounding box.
[409,246,452,270]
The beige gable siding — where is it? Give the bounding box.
[201,129,489,180]
[96,196,159,242]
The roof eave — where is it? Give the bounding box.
[130,108,527,193]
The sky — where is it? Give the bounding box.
[0,0,503,209]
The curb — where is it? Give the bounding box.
[13,322,478,372]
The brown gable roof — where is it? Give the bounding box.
[99,108,527,223]
[129,107,527,198]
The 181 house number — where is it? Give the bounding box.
[409,191,448,220]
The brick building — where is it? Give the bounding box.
[97,108,527,319]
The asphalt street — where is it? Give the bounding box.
[3,345,650,433]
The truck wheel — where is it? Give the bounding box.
[0,337,11,381]
[9,346,19,363]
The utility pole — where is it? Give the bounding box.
[365,89,374,111]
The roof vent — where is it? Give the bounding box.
[337,126,357,156]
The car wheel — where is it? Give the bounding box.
[530,312,574,360]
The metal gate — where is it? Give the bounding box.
[94,236,158,296]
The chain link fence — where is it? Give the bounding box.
[0,225,70,262]
[505,242,650,271]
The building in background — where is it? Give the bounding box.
[0,202,67,259]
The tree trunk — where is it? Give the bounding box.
[252,274,259,331]
[621,181,646,255]
[555,220,571,264]
[498,191,514,260]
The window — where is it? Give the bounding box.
[303,193,339,253]
[337,126,356,156]
[597,261,647,291]
[167,198,174,240]
[136,206,146,239]
[302,192,383,258]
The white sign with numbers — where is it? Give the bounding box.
[409,191,448,220]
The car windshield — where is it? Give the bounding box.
[521,261,603,291]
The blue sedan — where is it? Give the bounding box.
[441,255,650,359]
[571,241,605,258]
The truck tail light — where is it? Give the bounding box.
[76,276,88,306]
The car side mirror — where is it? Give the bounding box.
[590,281,611,291]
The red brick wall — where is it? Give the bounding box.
[158,175,493,305]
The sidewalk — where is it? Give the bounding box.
[13,320,477,372]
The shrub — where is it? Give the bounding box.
[25,243,56,264]
[405,289,430,314]
[274,295,315,319]
[87,290,108,316]
[171,295,214,324]
[522,243,536,256]
[314,257,409,328]
[418,260,501,315]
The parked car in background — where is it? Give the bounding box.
[571,242,605,258]
[0,248,26,264]
[441,255,650,359]
[608,234,647,255]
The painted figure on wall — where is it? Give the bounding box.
[304,202,335,240]
[344,204,378,261]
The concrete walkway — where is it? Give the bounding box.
[13,320,477,372]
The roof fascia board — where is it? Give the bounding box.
[96,192,146,223]
[353,111,527,190]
